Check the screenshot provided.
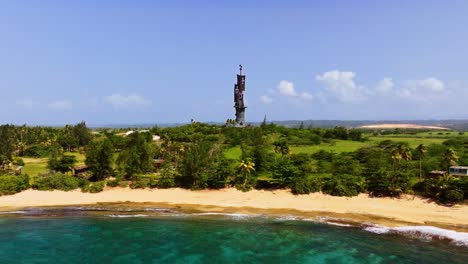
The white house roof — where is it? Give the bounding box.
[450,166,468,170]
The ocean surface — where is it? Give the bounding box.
[0,207,467,264]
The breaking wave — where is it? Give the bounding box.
[107,214,149,218]
[363,225,468,247]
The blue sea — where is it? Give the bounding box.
[0,207,467,263]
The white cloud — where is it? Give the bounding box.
[397,78,445,98]
[48,100,72,110]
[260,95,273,104]
[300,92,313,100]
[277,80,298,96]
[316,70,369,101]
[276,80,314,101]
[105,94,151,107]
[375,78,394,93]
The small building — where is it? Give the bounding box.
[73,165,90,176]
[153,159,165,169]
[14,166,23,175]
[449,166,468,177]
[125,130,135,136]
[429,170,446,178]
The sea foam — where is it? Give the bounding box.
[107,214,149,218]
[191,212,253,220]
[0,211,28,214]
[364,225,468,246]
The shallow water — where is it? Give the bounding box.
[0,208,467,263]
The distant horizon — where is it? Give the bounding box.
[5,118,468,128]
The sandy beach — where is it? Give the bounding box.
[1,188,467,230]
[359,124,449,130]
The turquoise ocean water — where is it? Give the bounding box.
[0,208,467,263]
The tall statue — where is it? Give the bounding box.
[234,65,246,126]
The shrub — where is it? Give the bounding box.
[148,178,159,188]
[157,176,175,189]
[89,181,105,193]
[13,158,25,166]
[81,183,90,193]
[322,174,366,197]
[235,183,253,192]
[32,173,80,191]
[23,145,54,158]
[271,157,301,187]
[119,181,129,188]
[207,157,234,189]
[255,178,282,190]
[366,170,411,197]
[414,178,466,204]
[130,179,149,189]
[291,175,322,194]
[0,175,30,196]
[442,189,464,203]
[107,179,120,187]
[77,178,89,189]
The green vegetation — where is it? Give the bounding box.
[290,140,368,154]
[369,136,446,147]
[47,145,78,174]
[88,181,105,193]
[31,173,83,191]
[0,175,30,196]
[85,138,114,180]
[1,122,468,204]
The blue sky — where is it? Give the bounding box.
[1,0,467,125]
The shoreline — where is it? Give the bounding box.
[1,187,467,231]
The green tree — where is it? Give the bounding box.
[247,128,271,172]
[57,125,79,152]
[415,144,427,181]
[177,139,221,189]
[391,144,412,170]
[443,148,459,171]
[271,157,301,186]
[273,140,290,156]
[47,145,77,174]
[73,121,93,147]
[237,160,255,190]
[85,138,114,180]
[208,156,235,189]
[117,132,155,178]
[0,125,16,168]
[57,122,93,152]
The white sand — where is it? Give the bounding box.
[360,124,449,130]
[1,188,467,228]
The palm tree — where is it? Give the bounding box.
[443,148,459,172]
[391,150,402,171]
[416,144,427,181]
[273,140,290,156]
[238,160,255,188]
[391,144,412,170]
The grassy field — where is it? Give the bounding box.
[21,152,86,176]
[367,136,447,148]
[224,140,370,160]
[21,157,49,176]
[289,140,369,154]
[223,134,459,160]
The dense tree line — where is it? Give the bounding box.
[1,122,467,204]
